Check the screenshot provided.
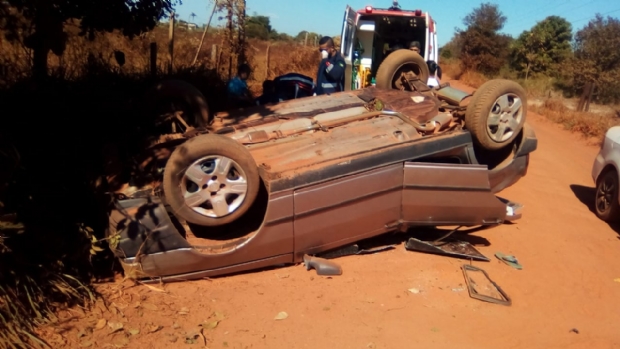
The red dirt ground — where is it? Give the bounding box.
[38,79,620,349]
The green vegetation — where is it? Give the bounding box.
[442,2,620,112]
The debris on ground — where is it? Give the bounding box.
[404,228,490,261]
[461,264,511,306]
[318,243,396,259]
[274,311,288,320]
[303,255,343,276]
[408,288,421,294]
[495,252,523,270]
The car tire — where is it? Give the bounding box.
[143,79,212,129]
[465,79,527,151]
[163,134,260,226]
[595,169,620,222]
[375,49,429,90]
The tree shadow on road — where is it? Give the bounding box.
[570,184,620,236]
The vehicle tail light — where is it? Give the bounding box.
[415,9,422,16]
[365,6,373,13]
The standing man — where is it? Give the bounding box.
[315,36,346,96]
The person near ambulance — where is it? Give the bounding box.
[315,36,345,96]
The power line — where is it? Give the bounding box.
[569,7,620,26]
[504,0,568,28]
[503,0,603,32]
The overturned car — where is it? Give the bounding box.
[108,78,537,282]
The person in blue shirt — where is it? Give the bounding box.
[315,36,346,96]
[227,63,254,108]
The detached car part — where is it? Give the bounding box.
[461,264,512,306]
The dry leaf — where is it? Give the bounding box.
[140,282,166,293]
[129,329,140,336]
[408,288,420,294]
[141,303,158,311]
[173,322,181,329]
[147,324,162,333]
[274,311,288,320]
[80,340,93,347]
[77,330,87,339]
[201,320,219,330]
[95,319,107,330]
[178,307,189,315]
[185,333,200,344]
[212,311,225,320]
[115,336,129,347]
[110,306,119,315]
[108,322,124,333]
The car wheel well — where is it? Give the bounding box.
[598,164,619,183]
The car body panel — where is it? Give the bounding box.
[293,163,403,259]
[402,162,506,225]
[592,126,620,206]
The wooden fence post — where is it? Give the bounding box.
[168,11,175,74]
[211,44,218,65]
[266,44,271,79]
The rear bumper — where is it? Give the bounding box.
[488,123,537,193]
[489,154,528,194]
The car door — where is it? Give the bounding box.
[401,162,507,225]
[293,163,403,259]
[340,5,358,91]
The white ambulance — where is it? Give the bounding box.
[340,1,440,91]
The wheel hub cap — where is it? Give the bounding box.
[486,93,523,143]
[181,155,248,218]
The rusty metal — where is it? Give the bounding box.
[434,84,472,105]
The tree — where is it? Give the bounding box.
[2,0,176,79]
[456,3,512,75]
[190,12,196,23]
[295,31,321,45]
[511,16,572,80]
[246,14,272,40]
[569,14,620,108]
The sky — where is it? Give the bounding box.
[173,0,620,47]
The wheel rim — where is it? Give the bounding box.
[486,93,523,143]
[181,155,248,218]
[391,63,423,90]
[597,173,616,214]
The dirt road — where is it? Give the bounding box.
[43,80,620,349]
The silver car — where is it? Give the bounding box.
[592,126,620,222]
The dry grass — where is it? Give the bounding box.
[0,24,320,96]
[531,98,620,143]
[459,70,489,89]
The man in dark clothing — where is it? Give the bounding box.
[315,36,346,95]
[255,80,279,105]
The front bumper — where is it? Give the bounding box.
[592,151,605,184]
